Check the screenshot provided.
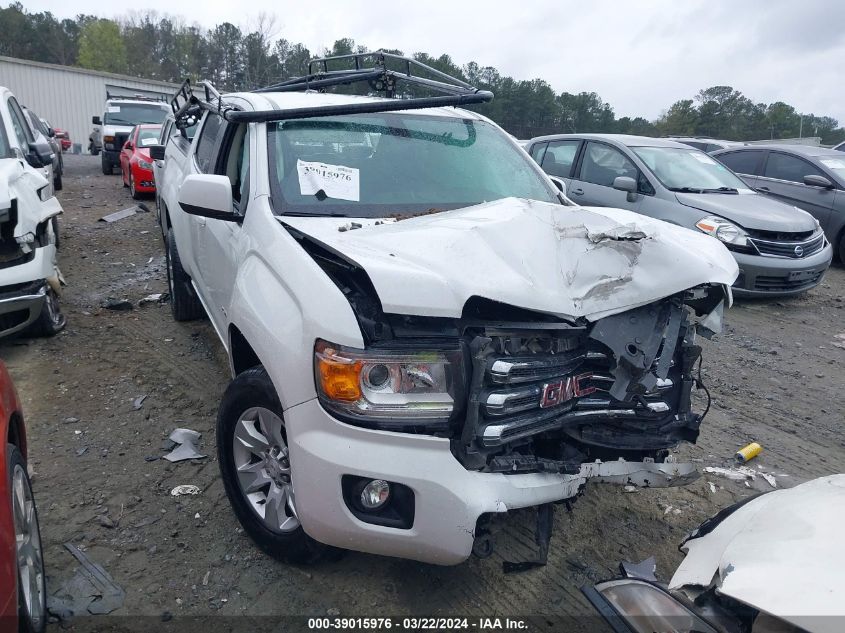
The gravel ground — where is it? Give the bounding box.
[2,154,844,632]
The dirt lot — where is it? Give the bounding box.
[2,154,844,631]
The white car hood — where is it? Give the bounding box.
[280,197,738,321]
[670,474,845,633]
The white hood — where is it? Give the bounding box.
[1,157,61,235]
[670,475,845,633]
[280,198,738,321]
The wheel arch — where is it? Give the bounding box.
[229,324,262,376]
[7,411,27,459]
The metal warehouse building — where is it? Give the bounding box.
[0,55,178,154]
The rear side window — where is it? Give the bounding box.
[541,140,580,178]
[579,141,638,186]
[763,152,824,184]
[194,113,225,174]
[717,150,762,175]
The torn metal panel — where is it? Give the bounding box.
[279,197,738,322]
[98,206,139,223]
[163,428,207,462]
[670,475,845,633]
[48,543,125,618]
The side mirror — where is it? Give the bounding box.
[46,127,55,137]
[612,176,638,202]
[548,176,567,196]
[124,141,133,150]
[92,116,102,125]
[178,174,239,222]
[25,142,51,168]
[803,174,833,188]
[149,144,166,161]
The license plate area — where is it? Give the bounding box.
[788,269,819,282]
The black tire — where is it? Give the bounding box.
[7,444,47,633]
[53,170,62,192]
[31,288,66,337]
[51,216,60,251]
[838,231,845,264]
[101,154,112,175]
[217,367,333,564]
[165,230,204,321]
[122,168,128,188]
[90,144,99,156]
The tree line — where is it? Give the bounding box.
[2,3,843,145]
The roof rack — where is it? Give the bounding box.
[106,91,167,103]
[170,51,493,130]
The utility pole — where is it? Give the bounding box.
[799,114,804,139]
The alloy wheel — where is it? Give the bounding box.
[232,407,299,533]
[12,463,45,630]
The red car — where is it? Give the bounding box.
[53,128,71,152]
[0,361,45,633]
[120,124,161,200]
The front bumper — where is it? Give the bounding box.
[730,243,832,296]
[286,398,697,565]
[131,165,156,192]
[0,245,58,338]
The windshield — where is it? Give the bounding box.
[633,146,752,192]
[137,127,161,147]
[819,156,845,182]
[105,103,169,126]
[267,112,559,217]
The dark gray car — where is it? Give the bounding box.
[712,144,845,263]
[23,106,62,191]
[526,134,833,296]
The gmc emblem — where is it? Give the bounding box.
[540,374,597,408]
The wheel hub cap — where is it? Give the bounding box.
[12,464,45,628]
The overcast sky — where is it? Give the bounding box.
[21,0,845,124]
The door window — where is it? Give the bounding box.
[763,152,824,184]
[579,142,638,187]
[217,124,250,208]
[541,140,580,178]
[7,97,34,148]
[194,113,225,174]
[529,142,547,165]
[716,150,762,175]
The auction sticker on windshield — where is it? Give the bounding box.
[689,152,718,164]
[297,159,360,201]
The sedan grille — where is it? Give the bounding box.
[749,231,825,259]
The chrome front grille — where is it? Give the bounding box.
[749,231,825,258]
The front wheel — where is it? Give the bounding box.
[101,154,112,175]
[53,171,62,192]
[8,444,47,633]
[129,171,141,200]
[165,230,204,321]
[838,232,845,264]
[218,367,333,564]
[31,288,66,337]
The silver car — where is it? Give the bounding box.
[526,134,833,296]
[712,144,845,264]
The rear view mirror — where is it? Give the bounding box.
[612,176,638,202]
[124,142,133,150]
[803,174,833,188]
[548,176,567,196]
[25,143,51,168]
[149,144,166,161]
[92,116,102,125]
[178,174,239,222]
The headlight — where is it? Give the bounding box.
[138,159,153,169]
[594,580,718,633]
[314,339,463,427]
[695,215,748,247]
[37,185,52,202]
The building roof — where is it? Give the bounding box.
[0,55,180,90]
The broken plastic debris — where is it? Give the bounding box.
[708,482,717,494]
[138,293,167,306]
[623,485,638,493]
[99,206,140,223]
[621,557,657,581]
[171,485,200,496]
[132,395,147,410]
[735,442,762,463]
[163,428,207,462]
[47,543,126,619]
[703,465,776,488]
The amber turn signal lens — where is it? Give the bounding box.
[317,347,362,402]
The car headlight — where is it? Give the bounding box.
[37,185,52,202]
[314,339,464,427]
[695,215,749,247]
[138,159,153,170]
[593,580,718,633]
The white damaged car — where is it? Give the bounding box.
[0,87,65,338]
[156,54,739,565]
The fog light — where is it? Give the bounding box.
[360,480,390,510]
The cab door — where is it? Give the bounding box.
[757,151,835,231]
[570,141,644,211]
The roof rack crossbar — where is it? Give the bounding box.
[170,52,493,129]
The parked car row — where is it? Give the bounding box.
[526,134,835,295]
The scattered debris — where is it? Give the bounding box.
[621,557,657,581]
[48,544,126,619]
[623,485,638,493]
[194,512,200,519]
[75,447,88,457]
[708,481,717,494]
[833,333,845,349]
[171,484,201,496]
[144,455,159,462]
[163,428,207,462]
[99,206,140,223]
[138,293,167,306]
[202,571,210,586]
[759,472,777,488]
[735,442,762,463]
[98,515,115,529]
[101,298,133,311]
[63,417,79,424]
[132,395,147,410]
[703,465,777,488]
[664,505,674,515]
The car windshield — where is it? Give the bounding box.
[819,156,845,182]
[137,127,161,147]
[105,104,169,126]
[267,112,559,217]
[633,146,752,193]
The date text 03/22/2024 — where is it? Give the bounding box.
[307,617,529,630]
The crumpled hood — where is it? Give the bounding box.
[1,157,47,207]
[675,191,816,232]
[670,475,845,632]
[280,198,738,321]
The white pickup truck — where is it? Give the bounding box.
[0,86,65,339]
[155,55,738,566]
[92,94,169,174]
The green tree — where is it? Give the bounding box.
[657,99,699,135]
[77,19,127,73]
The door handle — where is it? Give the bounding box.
[571,188,584,196]
[757,186,770,191]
